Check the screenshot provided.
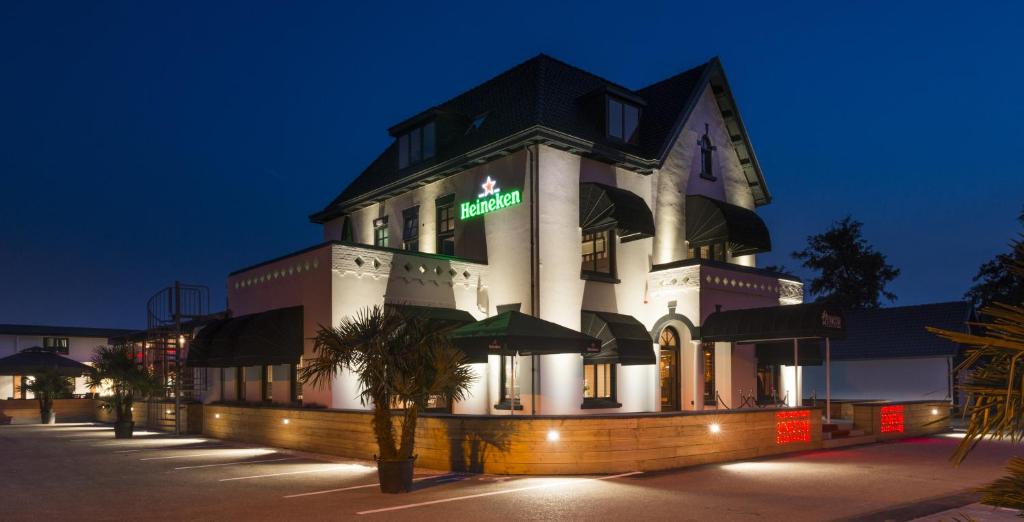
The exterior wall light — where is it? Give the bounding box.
[931,408,939,415]
[547,429,560,442]
[165,409,172,415]
[709,423,721,434]
[214,413,221,419]
[282,418,290,425]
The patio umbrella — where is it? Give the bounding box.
[0,346,92,377]
[450,310,601,361]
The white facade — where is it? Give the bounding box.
[203,59,808,415]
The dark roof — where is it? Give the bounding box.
[312,54,769,222]
[826,301,974,360]
[579,182,656,242]
[0,324,136,339]
[187,306,303,368]
[686,195,771,256]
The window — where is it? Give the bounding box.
[236,367,245,401]
[583,363,615,401]
[402,206,419,251]
[340,216,353,242]
[498,355,521,409]
[581,228,615,276]
[688,241,728,262]
[607,97,640,144]
[43,337,69,355]
[262,365,272,402]
[373,216,389,248]
[698,123,716,180]
[702,342,716,406]
[435,194,455,256]
[291,362,302,404]
[397,121,436,169]
[659,327,680,412]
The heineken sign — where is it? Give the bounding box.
[460,176,521,220]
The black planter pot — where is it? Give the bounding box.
[114,421,135,439]
[40,410,55,424]
[376,456,416,494]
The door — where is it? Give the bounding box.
[659,327,680,411]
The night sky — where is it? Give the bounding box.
[2,1,1022,329]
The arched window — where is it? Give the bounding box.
[659,327,680,411]
[698,123,716,180]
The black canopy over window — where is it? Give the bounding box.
[581,311,656,365]
[701,303,845,343]
[685,195,771,256]
[187,306,304,368]
[579,182,655,242]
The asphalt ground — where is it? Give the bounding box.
[1,423,1020,521]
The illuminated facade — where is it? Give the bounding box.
[193,54,811,415]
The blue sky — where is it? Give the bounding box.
[1,1,1022,328]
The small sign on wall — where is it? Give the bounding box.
[776,409,811,444]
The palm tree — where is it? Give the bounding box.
[87,345,163,438]
[300,305,474,492]
[928,242,1024,510]
[18,369,74,424]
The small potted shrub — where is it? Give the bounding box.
[301,306,473,493]
[18,369,73,424]
[88,345,162,438]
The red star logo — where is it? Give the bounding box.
[479,176,500,198]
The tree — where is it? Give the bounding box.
[87,345,162,438]
[299,305,474,493]
[792,216,900,309]
[965,207,1024,308]
[18,369,74,423]
[928,243,1024,511]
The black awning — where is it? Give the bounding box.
[451,311,600,363]
[579,182,655,242]
[187,306,304,368]
[701,303,845,343]
[685,195,771,256]
[754,339,823,366]
[580,310,656,365]
[386,304,476,326]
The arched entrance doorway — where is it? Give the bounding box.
[658,327,680,412]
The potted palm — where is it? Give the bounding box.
[87,345,162,439]
[18,369,74,424]
[301,305,474,493]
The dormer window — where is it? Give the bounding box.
[607,97,640,144]
[397,121,436,169]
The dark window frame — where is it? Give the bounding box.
[582,362,620,409]
[702,342,716,406]
[435,194,456,256]
[402,206,420,251]
[698,123,717,181]
[373,216,389,248]
[236,366,245,401]
[581,226,618,282]
[397,121,436,170]
[606,96,641,145]
[43,336,70,355]
[262,365,273,402]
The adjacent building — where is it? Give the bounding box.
[188,54,823,415]
[0,324,135,399]
[802,301,973,404]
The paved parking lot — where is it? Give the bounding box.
[1,423,1020,521]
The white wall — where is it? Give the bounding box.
[802,357,952,402]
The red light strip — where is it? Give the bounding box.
[776,410,811,444]
[880,405,904,433]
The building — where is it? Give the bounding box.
[0,324,135,399]
[188,54,831,415]
[802,301,973,404]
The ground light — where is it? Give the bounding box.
[547,429,559,442]
[931,408,939,415]
[709,423,721,434]
[282,418,290,425]
[214,413,221,419]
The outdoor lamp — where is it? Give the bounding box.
[931,408,939,415]
[282,418,290,425]
[709,423,721,434]
[547,429,560,442]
